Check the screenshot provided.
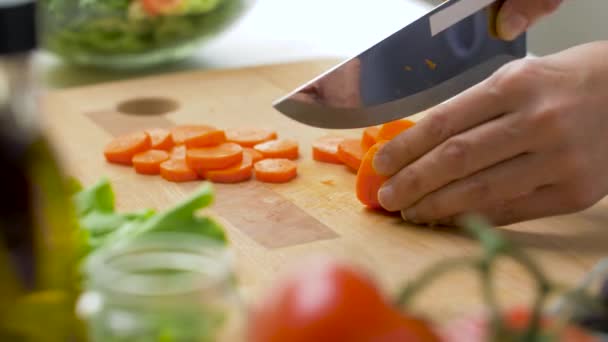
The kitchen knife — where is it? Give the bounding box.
[272,0,526,129]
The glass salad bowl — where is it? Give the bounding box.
[39,0,256,69]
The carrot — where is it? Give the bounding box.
[312,136,345,164]
[186,142,243,171]
[104,131,151,165]
[146,128,173,151]
[185,129,226,148]
[361,126,380,152]
[226,127,277,147]
[170,145,187,160]
[132,149,170,175]
[356,142,388,209]
[338,138,365,171]
[170,125,217,145]
[160,159,199,182]
[377,119,415,141]
[244,148,264,163]
[202,150,253,183]
[254,159,297,183]
[254,139,299,160]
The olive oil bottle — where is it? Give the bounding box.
[0,1,83,341]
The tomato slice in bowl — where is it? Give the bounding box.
[140,0,182,16]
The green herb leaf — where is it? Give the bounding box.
[103,182,226,245]
[79,209,155,237]
[73,178,115,216]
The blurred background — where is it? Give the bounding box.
[38,0,608,89]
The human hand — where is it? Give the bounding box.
[373,41,608,226]
[496,0,563,40]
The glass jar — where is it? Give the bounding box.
[77,232,244,341]
[38,0,257,69]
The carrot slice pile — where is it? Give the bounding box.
[202,151,253,183]
[356,142,388,209]
[146,128,173,151]
[338,139,365,171]
[104,131,152,165]
[377,119,415,141]
[244,148,264,163]
[362,126,380,152]
[103,120,418,210]
[186,142,243,171]
[160,159,199,183]
[312,136,345,164]
[226,127,277,147]
[132,150,170,175]
[170,125,217,145]
[254,159,298,183]
[254,139,299,160]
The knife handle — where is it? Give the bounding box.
[488,0,506,38]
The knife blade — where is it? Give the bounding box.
[272,0,526,129]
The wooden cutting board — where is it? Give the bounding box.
[42,59,608,319]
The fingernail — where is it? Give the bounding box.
[499,11,528,41]
[373,153,391,175]
[402,207,417,223]
[378,185,394,208]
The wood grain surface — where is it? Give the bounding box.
[42,59,608,320]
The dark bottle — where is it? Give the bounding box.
[0,1,83,340]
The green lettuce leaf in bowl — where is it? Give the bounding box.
[40,0,253,69]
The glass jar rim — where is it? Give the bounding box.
[84,232,233,299]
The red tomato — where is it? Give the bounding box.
[440,307,598,342]
[248,258,440,342]
[140,0,181,16]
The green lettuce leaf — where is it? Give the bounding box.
[103,182,226,245]
[72,178,227,256]
[73,178,115,216]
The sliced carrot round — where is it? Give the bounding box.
[132,149,170,175]
[377,119,415,141]
[244,148,264,163]
[254,159,297,183]
[226,127,277,147]
[170,145,187,160]
[186,142,243,171]
[170,125,217,145]
[254,139,299,160]
[160,159,199,182]
[356,142,388,209]
[312,136,345,164]
[338,138,365,171]
[362,126,380,152]
[185,129,226,148]
[203,151,253,183]
[104,131,151,165]
[146,128,174,151]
